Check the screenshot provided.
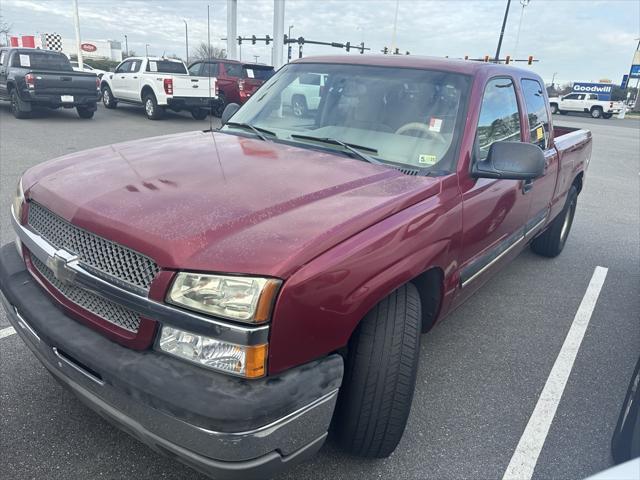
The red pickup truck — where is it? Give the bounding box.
[1,55,591,479]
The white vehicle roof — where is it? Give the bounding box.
[125,56,184,63]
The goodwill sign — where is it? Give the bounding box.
[572,82,612,100]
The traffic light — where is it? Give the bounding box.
[484,55,489,62]
[464,55,469,60]
[505,55,511,64]
[405,51,410,55]
[527,55,533,65]
[251,35,257,45]
[382,46,388,54]
[359,42,365,54]
[345,42,351,52]
[394,48,400,55]
[237,36,242,45]
[265,35,271,45]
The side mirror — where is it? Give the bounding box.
[220,103,240,125]
[472,141,545,180]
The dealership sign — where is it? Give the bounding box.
[630,64,640,79]
[80,43,97,52]
[572,82,612,100]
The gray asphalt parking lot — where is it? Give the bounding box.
[0,103,638,480]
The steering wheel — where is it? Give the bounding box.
[395,122,447,146]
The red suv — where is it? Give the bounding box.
[188,59,274,116]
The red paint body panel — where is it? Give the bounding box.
[19,56,592,374]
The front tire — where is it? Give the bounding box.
[76,106,95,119]
[10,90,30,119]
[531,185,578,257]
[102,86,117,109]
[333,283,421,458]
[143,93,165,120]
[291,95,308,117]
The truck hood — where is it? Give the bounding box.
[24,131,441,278]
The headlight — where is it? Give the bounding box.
[167,273,281,323]
[12,178,24,222]
[158,326,267,378]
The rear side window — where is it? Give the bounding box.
[188,63,202,76]
[200,62,218,76]
[12,51,72,71]
[300,73,321,85]
[146,60,187,74]
[521,79,550,150]
[223,63,243,77]
[476,77,521,160]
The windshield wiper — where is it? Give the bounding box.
[290,134,382,165]
[224,122,276,141]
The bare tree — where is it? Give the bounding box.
[193,42,227,61]
[0,15,12,47]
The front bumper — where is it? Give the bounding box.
[0,243,343,479]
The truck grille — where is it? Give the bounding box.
[27,201,159,292]
[31,255,141,333]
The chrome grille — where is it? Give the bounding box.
[31,255,141,333]
[27,201,159,292]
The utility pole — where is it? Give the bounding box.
[272,0,285,68]
[494,0,512,63]
[513,0,530,59]
[227,0,238,60]
[72,0,83,69]
[390,0,399,53]
[183,20,189,64]
[124,34,128,58]
[145,43,150,56]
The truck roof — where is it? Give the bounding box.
[293,54,536,78]
[125,56,184,62]
[2,47,65,55]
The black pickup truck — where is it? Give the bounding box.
[0,48,100,119]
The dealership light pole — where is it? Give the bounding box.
[124,34,128,58]
[145,43,150,56]
[287,24,294,62]
[72,0,84,69]
[494,0,512,62]
[183,20,189,64]
[272,0,285,68]
[390,0,399,52]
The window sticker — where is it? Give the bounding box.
[536,126,545,141]
[418,154,438,165]
[245,68,255,78]
[429,117,443,133]
[19,54,31,67]
[149,61,158,72]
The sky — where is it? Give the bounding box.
[1,0,638,85]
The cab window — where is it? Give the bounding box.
[115,61,131,74]
[188,63,202,76]
[521,78,550,150]
[476,78,521,161]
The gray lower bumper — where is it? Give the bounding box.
[0,243,343,479]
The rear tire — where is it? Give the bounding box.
[191,108,208,120]
[602,113,613,119]
[10,90,30,119]
[213,93,226,118]
[591,107,603,118]
[559,110,567,115]
[76,106,95,119]
[531,185,578,258]
[101,85,117,109]
[333,283,421,458]
[611,358,640,463]
[143,93,165,120]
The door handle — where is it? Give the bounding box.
[120,76,125,79]
[133,76,138,79]
[522,179,533,194]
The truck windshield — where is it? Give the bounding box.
[223,63,471,172]
[13,52,72,71]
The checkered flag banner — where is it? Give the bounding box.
[43,33,62,51]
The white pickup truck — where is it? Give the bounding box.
[548,92,623,119]
[100,57,217,120]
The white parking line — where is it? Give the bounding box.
[503,266,608,480]
[0,326,16,339]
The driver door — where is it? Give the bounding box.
[111,60,131,99]
[455,77,532,302]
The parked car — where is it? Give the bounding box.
[188,59,274,116]
[0,47,100,119]
[281,71,327,116]
[70,61,107,79]
[549,92,623,118]
[1,55,592,479]
[100,56,217,120]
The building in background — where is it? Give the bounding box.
[60,38,122,61]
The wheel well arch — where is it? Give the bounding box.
[409,267,444,333]
[100,80,110,90]
[140,85,155,100]
[292,93,307,105]
[573,171,584,194]
[590,105,603,112]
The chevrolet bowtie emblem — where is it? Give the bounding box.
[46,250,78,285]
